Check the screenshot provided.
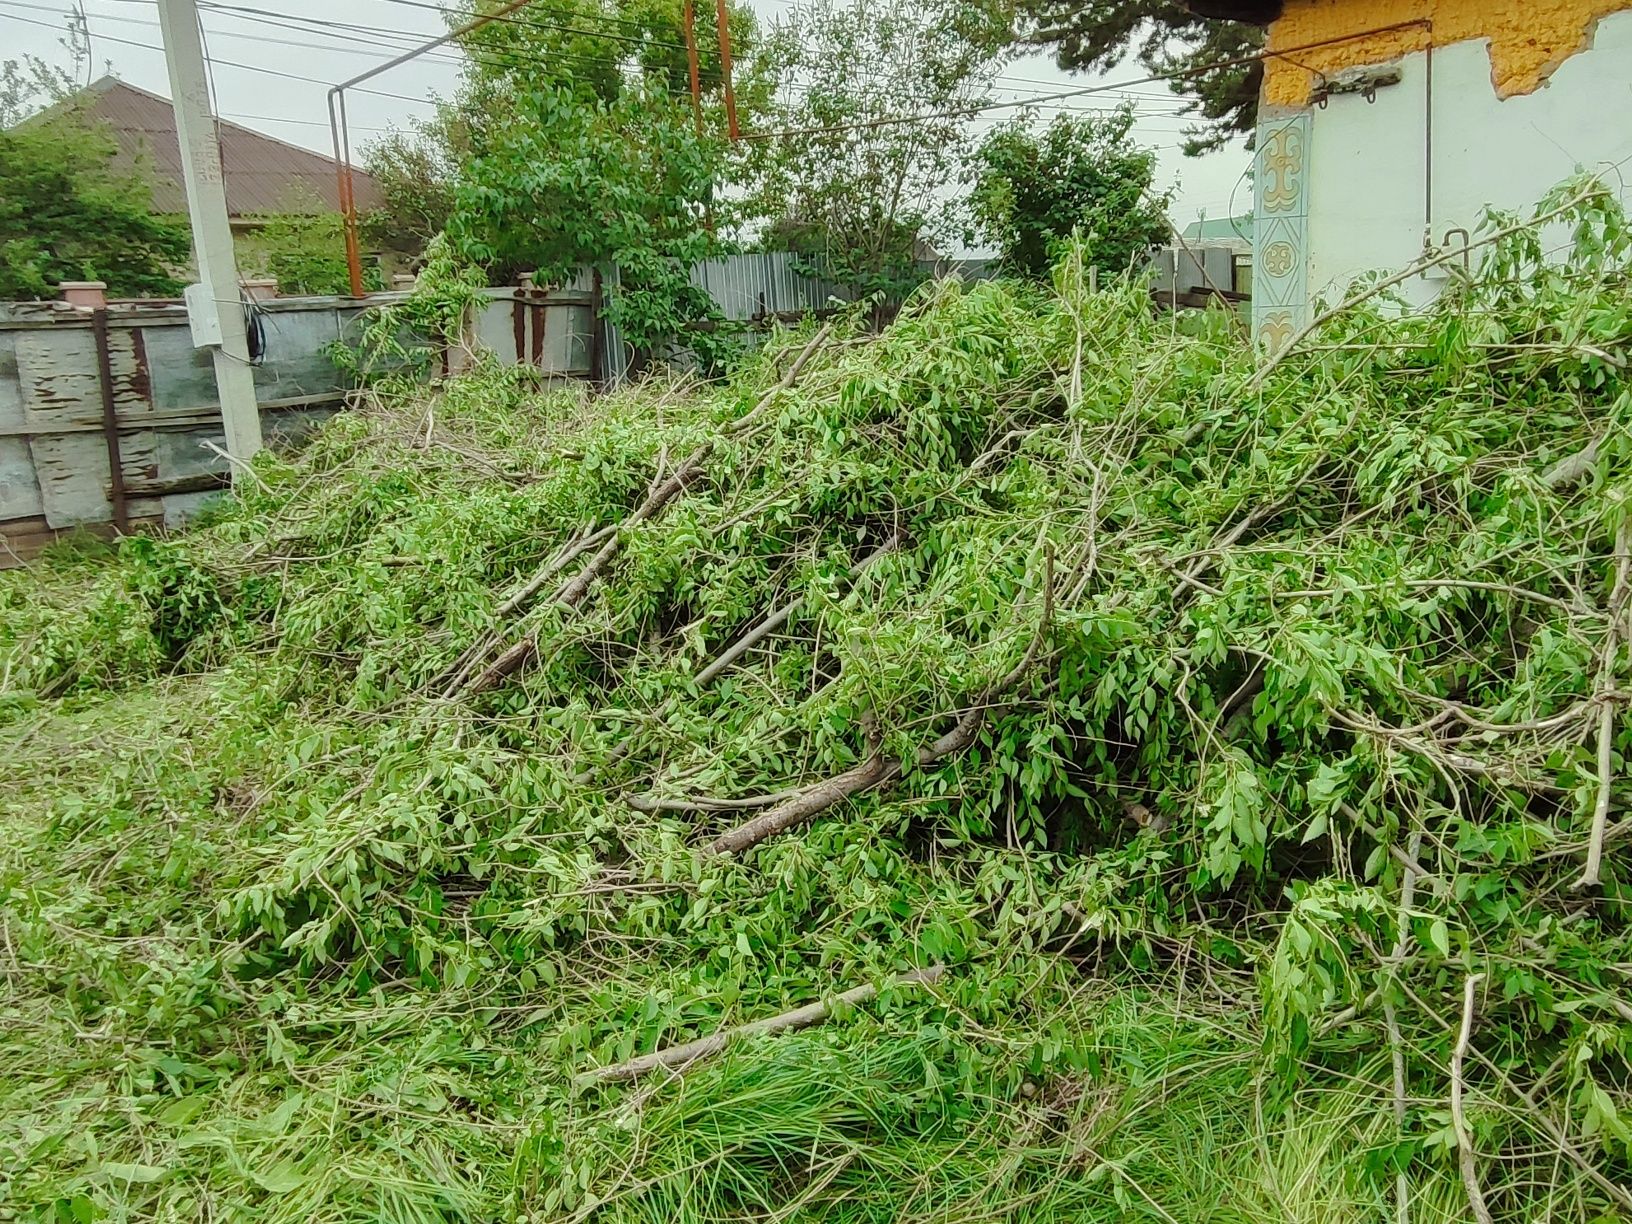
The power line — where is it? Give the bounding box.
[75,0,1201,120]
[4,0,464,65]
[0,8,439,103]
[366,0,691,54]
[5,2,1209,145]
[195,1,684,93]
[741,18,1428,142]
[72,0,1204,125]
[5,1,705,107]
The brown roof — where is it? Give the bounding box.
[39,77,382,218]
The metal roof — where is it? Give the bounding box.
[1181,215,1254,249]
[41,77,383,218]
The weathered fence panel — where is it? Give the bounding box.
[0,286,591,564]
[0,258,1021,564]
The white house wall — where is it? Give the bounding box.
[1254,8,1632,335]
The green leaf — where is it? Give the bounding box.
[1428,919,1450,958]
[248,1162,307,1194]
[97,1162,168,1184]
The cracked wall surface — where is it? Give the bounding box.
[1263,0,1632,107]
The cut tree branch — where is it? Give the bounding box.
[458,325,840,698]
[1573,520,1630,892]
[706,547,1054,855]
[581,964,943,1083]
[1451,972,1495,1224]
[693,531,902,689]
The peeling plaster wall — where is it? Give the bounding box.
[1252,4,1632,342]
[1263,0,1632,106]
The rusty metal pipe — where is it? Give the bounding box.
[713,0,739,140]
[326,0,543,299]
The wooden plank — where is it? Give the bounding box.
[0,391,347,437]
[0,436,44,521]
[28,431,115,527]
[0,331,23,433]
[14,326,152,433]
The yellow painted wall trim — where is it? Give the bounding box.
[1263,0,1632,107]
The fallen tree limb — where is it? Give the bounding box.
[554,448,711,612]
[581,963,944,1083]
[625,788,802,814]
[463,635,542,697]
[693,532,903,689]
[1573,520,1630,892]
[706,547,1054,856]
[724,321,836,438]
[459,325,839,698]
[578,532,903,788]
[1451,973,1495,1224]
[459,459,707,695]
[1249,184,1606,388]
[497,523,618,619]
[1543,433,1605,489]
[436,523,617,697]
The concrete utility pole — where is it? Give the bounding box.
[155,0,263,472]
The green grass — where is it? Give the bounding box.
[5,206,1632,1220]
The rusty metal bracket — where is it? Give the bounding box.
[1310,63,1403,107]
[91,307,129,533]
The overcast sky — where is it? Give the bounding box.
[1,0,1255,235]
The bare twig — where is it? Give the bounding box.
[200,438,270,495]
[1451,973,1494,1224]
[1573,520,1630,891]
[1277,578,1582,616]
[581,964,943,1083]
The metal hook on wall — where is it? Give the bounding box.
[1442,226,1472,276]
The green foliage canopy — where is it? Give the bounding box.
[361,121,458,259]
[747,0,1013,298]
[969,106,1172,278]
[439,0,765,349]
[0,114,190,300]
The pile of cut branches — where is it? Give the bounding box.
[2,180,1630,1223]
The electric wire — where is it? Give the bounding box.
[0,8,440,103]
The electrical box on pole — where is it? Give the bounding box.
[155,0,263,474]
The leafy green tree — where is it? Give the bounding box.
[447,84,719,348]
[241,206,384,297]
[440,0,764,350]
[0,117,190,299]
[1020,1,1271,154]
[1,14,185,299]
[969,107,1171,279]
[746,0,1012,299]
[362,121,457,259]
